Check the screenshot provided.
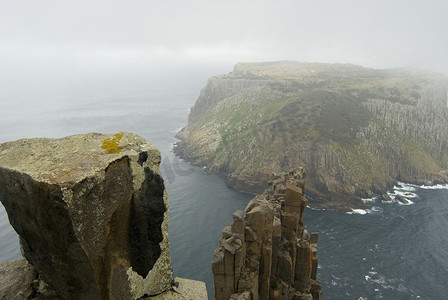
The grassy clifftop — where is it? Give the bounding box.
[175,61,448,210]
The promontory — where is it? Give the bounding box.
[175,61,448,210]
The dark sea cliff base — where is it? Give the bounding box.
[174,141,373,212]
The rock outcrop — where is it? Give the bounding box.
[0,260,37,299]
[175,61,448,210]
[0,132,207,299]
[212,169,321,299]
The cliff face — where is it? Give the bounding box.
[212,169,321,299]
[0,133,206,300]
[175,61,448,210]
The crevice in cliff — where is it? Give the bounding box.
[138,152,149,166]
[130,167,166,277]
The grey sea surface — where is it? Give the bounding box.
[0,69,447,299]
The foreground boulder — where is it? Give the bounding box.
[212,169,321,299]
[0,132,206,299]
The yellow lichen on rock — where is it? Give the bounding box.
[101,133,124,154]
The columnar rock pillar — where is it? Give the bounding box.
[212,169,322,300]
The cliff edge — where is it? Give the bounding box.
[0,132,206,299]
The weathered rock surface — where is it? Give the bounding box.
[0,132,206,299]
[144,277,208,300]
[175,61,448,210]
[212,169,321,299]
[0,259,37,300]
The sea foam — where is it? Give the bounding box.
[347,209,368,215]
[420,184,448,190]
[396,182,418,191]
[346,207,383,215]
[362,196,378,203]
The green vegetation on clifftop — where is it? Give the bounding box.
[175,61,448,210]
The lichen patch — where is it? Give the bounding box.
[101,133,124,154]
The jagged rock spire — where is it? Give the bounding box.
[213,168,322,299]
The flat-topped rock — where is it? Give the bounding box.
[0,132,158,185]
[0,132,173,299]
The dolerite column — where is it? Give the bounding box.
[0,132,173,299]
[212,169,322,300]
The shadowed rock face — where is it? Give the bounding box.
[0,132,172,299]
[130,167,166,277]
[212,169,321,300]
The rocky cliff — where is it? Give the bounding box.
[175,61,448,210]
[0,132,206,300]
[212,169,321,300]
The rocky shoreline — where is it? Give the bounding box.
[175,141,448,213]
[174,140,375,212]
[174,61,448,211]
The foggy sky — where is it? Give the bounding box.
[1,0,447,75]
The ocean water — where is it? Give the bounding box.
[1,70,447,299]
[307,183,448,299]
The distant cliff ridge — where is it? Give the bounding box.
[0,133,207,299]
[175,61,448,210]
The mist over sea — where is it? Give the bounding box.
[1,66,447,299]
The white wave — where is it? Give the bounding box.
[396,182,418,191]
[347,206,383,215]
[396,181,448,190]
[386,190,415,205]
[347,209,368,215]
[420,183,448,190]
[394,190,418,198]
[306,206,326,211]
[362,196,378,203]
